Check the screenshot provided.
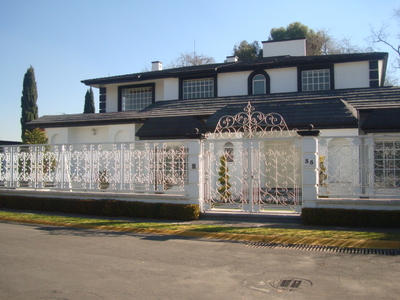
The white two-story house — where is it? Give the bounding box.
[20,38,400,212]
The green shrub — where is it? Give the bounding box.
[302,207,400,228]
[0,195,200,221]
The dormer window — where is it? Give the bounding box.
[118,84,155,111]
[300,68,331,91]
[248,70,270,95]
[253,74,266,94]
[182,77,214,99]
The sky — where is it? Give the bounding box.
[1,0,399,141]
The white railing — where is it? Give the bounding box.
[318,135,400,198]
[0,141,189,194]
[3,134,400,201]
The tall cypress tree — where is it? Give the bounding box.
[83,87,95,113]
[20,66,38,140]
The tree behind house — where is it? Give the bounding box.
[20,66,38,140]
[269,22,325,56]
[168,52,215,68]
[232,40,263,61]
[83,87,95,113]
[369,7,400,70]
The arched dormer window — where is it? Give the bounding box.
[248,70,270,95]
[253,74,266,94]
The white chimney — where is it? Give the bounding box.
[151,61,163,71]
[226,55,238,63]
[262,38,306,57]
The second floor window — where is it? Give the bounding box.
[120,85,154,111]
[182,78,214,99]
[301,69,330,91]
[253,74,266,94]
[248,70,270,95]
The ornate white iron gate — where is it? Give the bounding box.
[202,102,302,212]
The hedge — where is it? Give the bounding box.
[0,195,200,221]
[302,207,400,228]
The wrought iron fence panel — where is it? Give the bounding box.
[203,140,247,209]
[318,136,400,198]
[0,141,189,194]
[156,142,188,191]
[318,137,362,196]
[203,138,301,211]
[256,140,301,207]
[123,142,153,191]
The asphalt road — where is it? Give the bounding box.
[1,222,400,300]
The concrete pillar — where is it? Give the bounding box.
[298,132,320,208]
[186,140,203,207]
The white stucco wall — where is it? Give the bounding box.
[218,71,249,96]
[163,78,179,100]
[104,84,119,112]
[154,80,164,101]
[319,128,359,137]
[334,61,370,89]
[46,124,140,145]
[108,124,139,142]
[47,128,68,144]
[378,59,384,85]
[68,126,109,144]
[269,68,297,93]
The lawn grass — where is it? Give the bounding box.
[1,210,399,242]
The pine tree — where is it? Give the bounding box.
[20,66,38,140]
[83,87,95,113]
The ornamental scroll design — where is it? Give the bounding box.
[206,102,297,139]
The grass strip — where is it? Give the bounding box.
[1,211,400,247]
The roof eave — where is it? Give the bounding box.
[82,53,389,86]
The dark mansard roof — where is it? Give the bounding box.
[28,87,400,138]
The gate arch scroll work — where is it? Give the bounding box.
[203,102,301,212]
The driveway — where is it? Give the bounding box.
[1,222,399,300]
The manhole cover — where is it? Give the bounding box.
[269,277,312,291]
[243,275,312,293]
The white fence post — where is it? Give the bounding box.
[186,140,202,207]
[300,135,319,208]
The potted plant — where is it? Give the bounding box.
[163,177,173,190]
[318,155,329,197]
[98,169,109,190]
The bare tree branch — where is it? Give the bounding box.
[369,7,400,69]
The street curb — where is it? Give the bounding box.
[1,216,400,250]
